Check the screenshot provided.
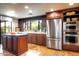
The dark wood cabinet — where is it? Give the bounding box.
[7,36,13,51]
[28,34,32,43]
[63,44,79,52]
[28,33,46,46]
[17,36,28,55]
[12,36,17,54]
[2,36,7,49]
[31,34,37,44]
[2,35,28,56]
[37,34,43,45]
[42,35,46,46]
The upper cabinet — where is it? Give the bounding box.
[46,11,63,20]
[63,7,79,22]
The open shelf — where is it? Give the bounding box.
[64,14,79,18]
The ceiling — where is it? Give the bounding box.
[0,3,79,18]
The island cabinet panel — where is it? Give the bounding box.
[18,36,28,55]
[7,36,13,51]
[2,35,28,56]
[2,36,7,49]
[12,36,18,54]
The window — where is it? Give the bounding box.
[23,20,46,32]
[1,16,13,33]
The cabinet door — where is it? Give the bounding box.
[42,35,46,46]
[0,37,1,44]
[28,34,32,43]
[18,36,28,55]
[31,34,37,44]
[2,36,7,49]
[12,36,18,54]
[63,44,79,51]
[37,34,43,45]
[7,36,13,51]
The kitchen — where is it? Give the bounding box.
[0,3,79,56]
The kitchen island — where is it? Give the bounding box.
[2,33,28,56]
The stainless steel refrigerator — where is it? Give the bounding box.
[46,19,62,50]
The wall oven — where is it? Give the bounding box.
[65,34,78,43]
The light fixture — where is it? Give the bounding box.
[50,9,54,12]
[28,10,33,15]
[25,6,29,9]
[69,3,74,6]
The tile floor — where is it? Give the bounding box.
[0,43,79,56]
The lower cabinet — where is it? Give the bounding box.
[2,35,28,56]
[2,36,7,49]
[31,34,37,44]
[17,36,28,55]
[7,36,13,51]
[12,36,18,54]
[37,34,44,45]
[63,44,79,52]
[28,33,46,46]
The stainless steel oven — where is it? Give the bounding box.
[66,22,76,30]
[65,34,78,43]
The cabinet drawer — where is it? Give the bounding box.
[63,44,79,51]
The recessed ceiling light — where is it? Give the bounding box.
[50,9,54,12]
[25,6,29,9]
[28,10,32,13]
[69,3,74,6]
[28,10,33,15]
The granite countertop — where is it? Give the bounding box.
[2,32,28,36]
[26,32,46,34]
[2,32,46,36]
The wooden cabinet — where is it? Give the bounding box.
[63,44,79,52]
[28,34,32,43]
[2,36,7,49]
[37,34,44,45]
[42,35,46,46]
[12,36,17,54]
[28,33,46,46]
[18,36,28,55]
[31,34,37,44]
[2,35,28,56]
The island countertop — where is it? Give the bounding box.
[2,31,46,36]
[2,32,28,36]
